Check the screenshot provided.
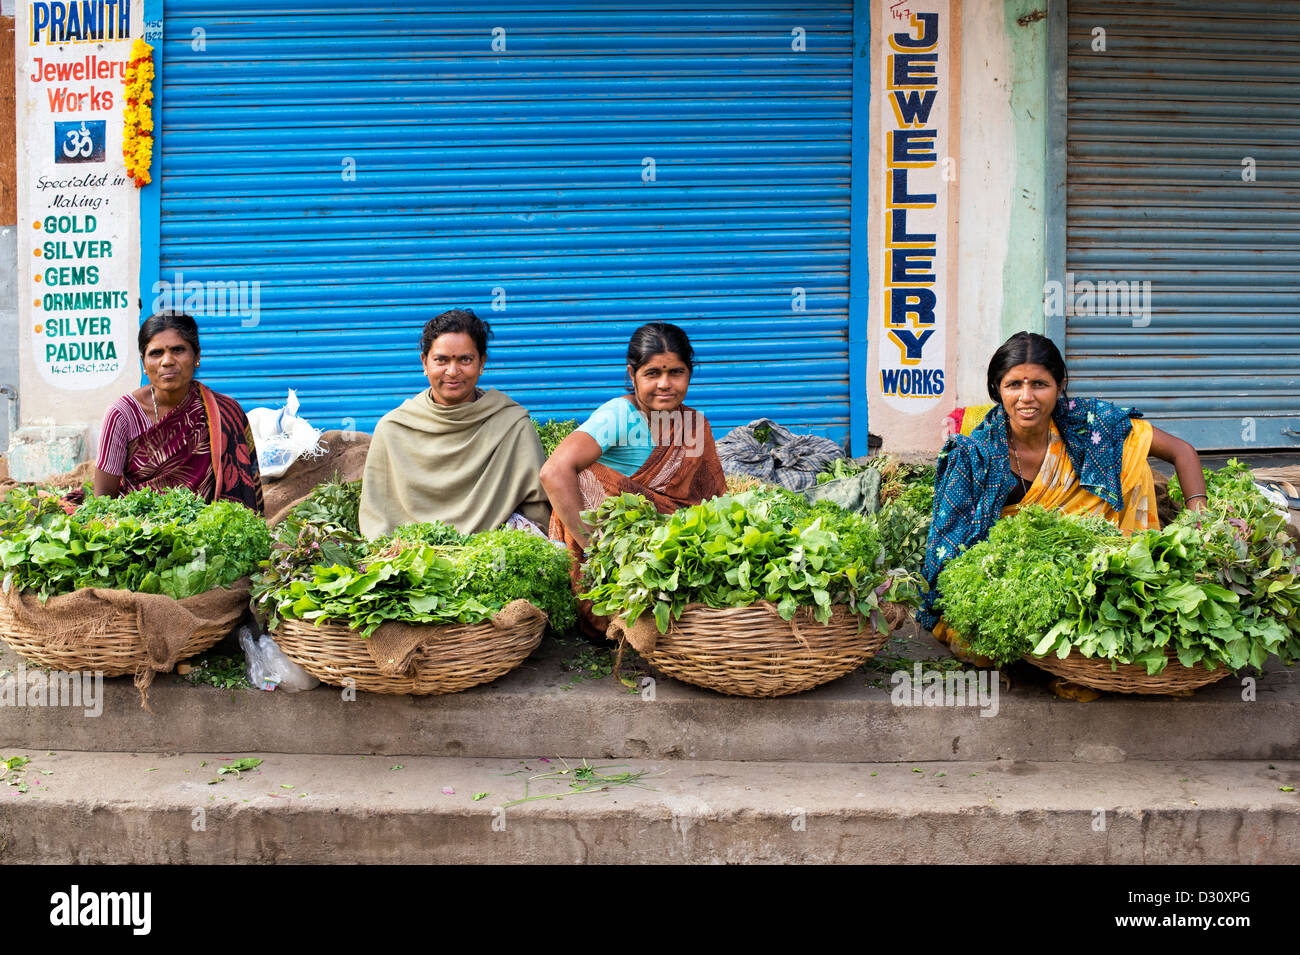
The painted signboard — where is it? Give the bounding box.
[17,0,139,391]
[877,0,950,412]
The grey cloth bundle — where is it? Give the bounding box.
[801,468,882,516]
[716,418,846,492]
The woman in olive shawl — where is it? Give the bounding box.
[359,309,551,539]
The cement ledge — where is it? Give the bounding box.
[2,632,1295,763]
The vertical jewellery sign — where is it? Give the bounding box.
[16,0,140,393]
[877,1,949,412]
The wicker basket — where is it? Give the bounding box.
[0,589,244,677]
[272,603,547,695]
[1025,648,1232,695]
[608,601,902,698]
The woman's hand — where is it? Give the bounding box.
[1149,426,1207,511]
[539,430,604,550]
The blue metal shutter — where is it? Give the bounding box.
[154,1,857,443]
[1064,0,1300,450]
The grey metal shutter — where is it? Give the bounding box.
[1063,0,1300,450]
[151,1,859,443]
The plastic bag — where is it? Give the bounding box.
[1255,481,1292,517]
[246,390,327,480]
[238,625,320,692]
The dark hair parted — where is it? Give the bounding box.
[420,308,492,360]
[138,311,201,356]
[626,322,696,377]
[986,331,1068,403]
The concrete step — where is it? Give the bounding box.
[2,628,1295,764]
[0,751,1295,863]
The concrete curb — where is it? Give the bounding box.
[1,752,1296,864]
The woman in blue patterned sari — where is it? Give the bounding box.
[919,333,1208,683]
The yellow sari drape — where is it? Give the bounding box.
[957,404,994,436]
[1001,418,1160,534]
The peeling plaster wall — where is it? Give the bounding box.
[953,0,1048,409]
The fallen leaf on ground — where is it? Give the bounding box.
[217,758,263,777]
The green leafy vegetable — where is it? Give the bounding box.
[1167,458,1261,510]
[939,466,1300,675]
[896,481,935,514]
[534,418,579,458]
[937,506,1121,666]
[0,486,71,536]
[866,456,937,505]
[76,486,207,525]
[580,488,922,633]
[257,526,576,637]
[376,520,465,548]
[279,477,361,539]
[1035,496,1300,675]
[815,458,867,485]
[180,652,250,690]
[448,529,576,631]
[811,456,936,576]
[875,500,932,577]
[0,488,270,602]
[257,478,574,634]
[218,758,263,777]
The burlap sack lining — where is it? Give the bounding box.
[2,577,250,710]
[366,599,546,676]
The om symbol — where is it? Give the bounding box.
[62,122,94,159]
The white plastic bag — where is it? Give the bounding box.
[1255,481,1291,518]
[246,390,326,480]
[238,625,319,692]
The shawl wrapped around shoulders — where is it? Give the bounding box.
[358,388,551,539]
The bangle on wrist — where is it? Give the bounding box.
[1184,493,1207,502]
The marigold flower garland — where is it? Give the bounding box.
[122,39,155,187]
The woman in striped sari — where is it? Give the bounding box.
[91,312,263,513]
